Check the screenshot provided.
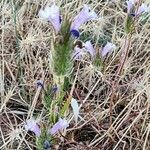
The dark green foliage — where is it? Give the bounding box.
[53,20,74,76]
[49,111,59,124]
[97,35,111,46]
[80,31,92,42]
[93,54,102,68]
[53,40,73,76]
[80,32,111,46]
[63,76,71,91]
[43,85,54,110]
[36,126,53,150]
[125,15,134,34]
[60,98,70,117]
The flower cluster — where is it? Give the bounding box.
[73,40,116,60]
[39,3,98,37]
[25,118,69,137]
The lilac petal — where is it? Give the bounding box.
[38,3,61,32]
[136,4,150,16]
[25,118,41,137]
[101,42,116,57]
[70,29,80,38]
[126,0,135,13]
[71,4,98,31]
[72,47,83,60]
[50,118,69,135]
[84,40,95,57]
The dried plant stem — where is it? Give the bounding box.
[109,33,132,126]
[27,74,45,119]
[109,2,142,125]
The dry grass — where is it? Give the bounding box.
[0,0,150,149]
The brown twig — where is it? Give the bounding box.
[109,32,133,126]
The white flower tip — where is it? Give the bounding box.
[38,9,47,20]
[84,4,98,18]
[38,3,61,32]
[38,6,51,20]
[71,98,80,123]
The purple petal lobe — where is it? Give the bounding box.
[49,118,69,135]
[101,42,116,57]
[126,0,135,14]
[136,3,150,16]
[71,4,98,31]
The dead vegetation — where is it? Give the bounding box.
[0,0,150,149]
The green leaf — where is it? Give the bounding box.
[125,15,134,34]
[93,54,102,67]
[36,125,53,150]
[60,98,70,116]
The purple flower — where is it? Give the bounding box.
[101,42,116,57]
[51,84,58,93]
[84,40,95,57]
[136,3,150,16]
[25,118,41,137]
[49,118,69,135]
[43,140,51,149]
[126,1,150,16]
[72,46,84,60]
[126,0,135,14]
[36,80,44,88]
[71,4,98,31]
[39,3,61,32]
